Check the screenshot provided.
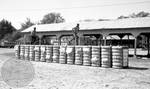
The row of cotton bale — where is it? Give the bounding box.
[14,45,129,68]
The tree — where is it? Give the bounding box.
[0,19,16,40]
[117,15,129,19]
[20,18,35,31]
[11,31,22,41]
[40,12,65,24]
[2,31,22,42]
[118,11,150,19]
[129,11,150,18]
[98,19,110,21]
[79,19,96,22]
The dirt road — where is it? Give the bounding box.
[0,48,150,89]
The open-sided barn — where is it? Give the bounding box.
[21,17,150,57]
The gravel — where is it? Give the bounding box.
[0,48,150,89]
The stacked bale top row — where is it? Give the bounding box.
[67,46,75,64]
[91,46,101,67]
[14,45,129,68]
[101,46,111,68]
[34,45,40,62]
[59,46,67,64]
[45,45,53,62]
[29,45,35,61]
[53,46,60,63]
[75,46,83,65]
[83,46,91,66]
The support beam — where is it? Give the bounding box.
[75,36,79,45]
[104,36,107,46]
[78,34,84,45]
[127,34,130,47]
[39,36,42,45]
[132,32,140,58]
[147,35,150,57]
[134,36,137,58]
[102,34,108,46]
[145,34,150,57]
[101,33,109,46]
[23,35,26,44]
[94,34,101,45]
[57,35,62,45]
[99,38,102,46]
[141,34,150,57]
[96,37,100,45]
[118,34,125,46]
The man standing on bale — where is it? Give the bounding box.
[72,24,80,45]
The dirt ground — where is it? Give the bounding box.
[0,48,150,89]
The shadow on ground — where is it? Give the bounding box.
[126,66,149,70]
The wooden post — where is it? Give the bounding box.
[39,35,43,45]
[78,34,83,45]
[103,34,108,46]
[146,34,150,57]
[24,35,26,44]
[75,36,78,45]
[39,37,42,45]
[128,34,130,47]
[132,32,140,58]
[134,36,137,58]
[118,34,125,46]
[57,35,61,45]
[104,36,107,46]
[94,34,101,45]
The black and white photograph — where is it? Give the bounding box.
[0,0,150,89]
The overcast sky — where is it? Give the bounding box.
[0,0,150,29]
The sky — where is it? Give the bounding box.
[0,0,150,29]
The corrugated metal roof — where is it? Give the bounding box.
[22,17,150,33]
